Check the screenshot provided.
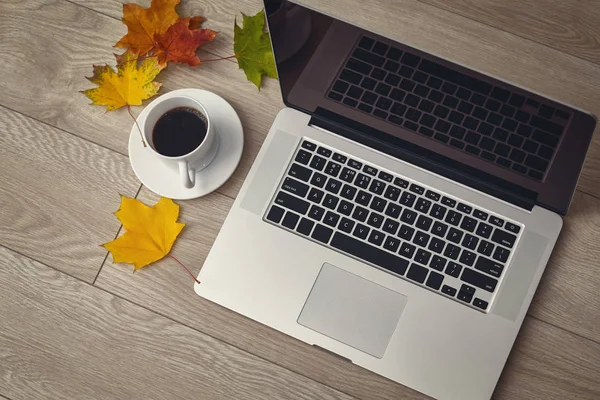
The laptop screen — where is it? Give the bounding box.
[264,0,596,215]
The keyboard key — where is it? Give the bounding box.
[275,192,310,215]
[387,46,403,61]
[398,224,415,241]
[414,249,432,266]
[339,168,357,184]
[342,97,358,107]
[399,192,417,207]
[461,268,498,292]
[441,197,456,208]
[532,130,559,147]
[322,194,339,210]
[394,177,409,188]
[461,234,479,250]
[476,222,493,238]
[413,231,430,248]
[430,255,447,271]
[311,224,333,243]
[538,145,554,160]
[445,261,462,278]
[346,58,372,75]
[368,230,385,246]
[360,77,377,91]
[384,186,402,201]
[460,216,477,232]
[338,217,355,233]
[289,163,312,182]
[340,184,357,200]
[333,81,350,95]
[382,218,400,234]
[323,211,340,227]
[385,203,402,219]
[389,115,404,126]
[431,221,449,237]
[444,244,461,260]
[358,36,374,50]
[367,212,384,228]
[337,200,354,216]
[308,188,325,203]
[348,159,362,169]
[400,79,416,91]
[353,47,385,67]
[400,209,417,225]
[332,153,347,164]
[473,209,488,220]
[493,246,510,263]
[459,250,476,266]
[356,173,371,189]
[372,42,389,55]
[446,228,463,244]
[489,216,504,227]
[371,67,386,80]
[517,124,533,137]
[444,210,462,226]
[266,205,285,223]
[353,223,370,239]
[415,198,432,213]
[373,109,389,119]
[281,177,309,198]
[378,171,393,182]
[308,205,325,221]
[310,172,327,188]
[346,85,364,100]
[424,190,440,201]
[409,184,425,195]
[375,82,392,96]
[525,154,549,172]
[295,149,311,165]
[491,229,517,248]
[416,215,433,231]
[370,196,387,212]
[457,290,473,303]
[331,233,409,276]
[324,161,342,177]
[369,179,386,195]
[477,240,494,257]
[296,218,314,235]
[505,222,521,234]
[383,236,401,252]
[473,298,488,310]
[407,263,429,283]
[356,190,372,206]
[361,91,378,105]
[433,105,450,119]
[310,155,327,171]
[324,178,342,195]
[426,271,444,290]
[428,237,445,254]
[442,285,457,297]
[352,206,369,222]
[399,242,416,258]
[430,204,447,220]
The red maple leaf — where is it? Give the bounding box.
[153,18,217,67]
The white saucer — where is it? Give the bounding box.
[128,89,244,200]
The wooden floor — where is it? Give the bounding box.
[1,0,599,399]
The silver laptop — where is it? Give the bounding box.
[195,1,596,399]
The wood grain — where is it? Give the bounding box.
[0,106,139,283]
[94,187,600,400]
[2,0,600,200]
[0,245,355,400]
[418,0,600,66]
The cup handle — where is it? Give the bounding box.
[178,160,196,189]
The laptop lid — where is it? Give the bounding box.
[264,0,596,215]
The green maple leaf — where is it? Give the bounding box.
[234,9,278,90]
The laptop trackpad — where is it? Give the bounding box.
[297,263,407,358]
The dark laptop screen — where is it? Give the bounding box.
[264,0,596,215]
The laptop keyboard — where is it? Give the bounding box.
[327,36,572,181]
[264,139,524,312]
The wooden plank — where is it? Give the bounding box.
[3,0,600,199]
[0,106,139,283]
[95,187,600,400]
[495,318,600,400]
[418,0,600,66]
[0,246,356,400]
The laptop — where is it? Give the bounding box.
[195,1,596,399]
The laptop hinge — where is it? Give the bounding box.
[309,107,537,211]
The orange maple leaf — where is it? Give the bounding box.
[153,18,217,67]
[115,0,182,56]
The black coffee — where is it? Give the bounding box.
[152,107,208,157]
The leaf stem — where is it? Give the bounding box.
[201,55,237,62]
[168,254,201,284]
[127,105,146,147]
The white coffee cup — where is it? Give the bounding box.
[143,96,219,189]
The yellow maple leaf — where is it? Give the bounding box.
[82,51,164,111]
[103,196,185,270]
[115,0,182,56]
